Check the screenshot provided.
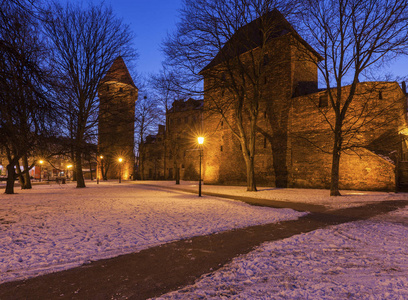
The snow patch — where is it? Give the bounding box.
[0,182,305,283]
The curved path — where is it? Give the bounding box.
[0,188,406,300]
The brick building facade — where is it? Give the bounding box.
[137,10,408,191]
[200,10,408,191]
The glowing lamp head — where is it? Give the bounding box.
[39,160,44,165]
[118,157,123,163]
[198,137,204,145]
[400,128,408,136]
[100,155,104,159]
[67,164,73,169]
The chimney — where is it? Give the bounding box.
[402,81,407,95]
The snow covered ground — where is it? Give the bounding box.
[2,180,408,298]
[143,180,408,210]
[0,181,305,283]
[155,207,408,299]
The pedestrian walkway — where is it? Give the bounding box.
[145,182,327,212]
[141,180,407,211]
[0,183,407,300]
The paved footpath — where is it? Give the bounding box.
[0,186,407,300]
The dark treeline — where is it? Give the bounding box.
[0,0,137,194]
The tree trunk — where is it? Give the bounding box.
[271,133,288,188]
[330,130,342,196]
[102,164,108,181]
[100,160,104,180]
[5,164,15,194]
[15,160,25,188]
[75,150,86,188]
[132,154,137,181]
[175,163,180,184]
[22,154,32,189]
[266,99,290,188]
[89,160,93,181]
[245,156,257,191]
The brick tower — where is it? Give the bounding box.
[98,57,138,180]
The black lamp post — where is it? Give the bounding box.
[39,160,44,182]
[118,157,123,183]
[198,137,204,197]
[97,155,103,184]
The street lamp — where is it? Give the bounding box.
[39,160,44,182]
[100,156,104,181]
[118,157,123,183]
[198,137,204,197]
[97,155,103,184]
[67,164,72,180]
[97,156,99,184]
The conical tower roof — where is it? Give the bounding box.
[101,56,136,88]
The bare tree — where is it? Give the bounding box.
[163,0,296,191]
[0,0,55,194]
[295,0,408,195]
[135,95,163,180]
[43,2,136,188]
[150,66,184,181]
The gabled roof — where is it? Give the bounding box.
[101,56,136,88]
[200,9,322,73]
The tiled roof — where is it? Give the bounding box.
[101,56,136,88]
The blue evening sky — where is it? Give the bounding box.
[69,0,406,80]
[109,0,407,81]
[106,0,183,77]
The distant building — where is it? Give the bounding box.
[98,57,138,180]
[140,98,203,180]
[140,125,166,179]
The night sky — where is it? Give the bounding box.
[70,0,406,80]
[107,0,182,76]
